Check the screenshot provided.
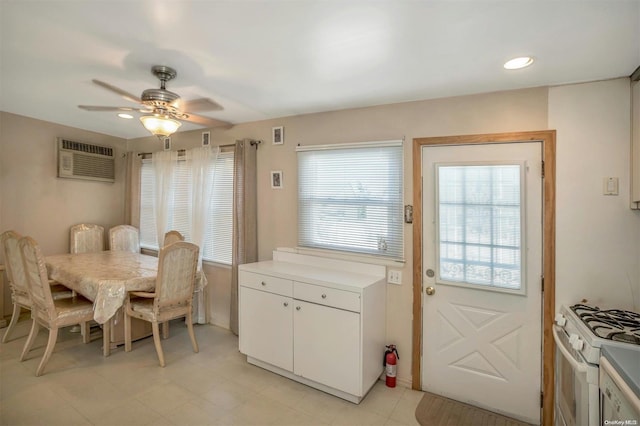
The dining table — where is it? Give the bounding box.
[45,250,159,356]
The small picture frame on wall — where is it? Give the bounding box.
[271,170,283,189]
[202,131,210,147]
[272,126,284,145]
[163,137,171,151]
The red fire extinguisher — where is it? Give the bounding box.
[383,344,400,388]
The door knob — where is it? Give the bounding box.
[425,286,435,296]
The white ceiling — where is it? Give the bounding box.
[1,1,639,140]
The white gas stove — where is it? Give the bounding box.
[555,304,640,365]
[553,304,640,426]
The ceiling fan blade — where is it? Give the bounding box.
[92,79,141,103]
[176,97,224,112]
[182,113,232,128]
[78,105,152,113]
[79,105,137,111]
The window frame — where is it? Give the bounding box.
[138,150,234,265]
[296,140,405,261]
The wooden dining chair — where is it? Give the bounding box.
[18,236,94,376]
[69,224,104,333]
[163,230,184,247]
[159,230,185,338]
[124,242,199,367]
[108,225,140,253]
[70,223,104,253]
[1,230,73,343]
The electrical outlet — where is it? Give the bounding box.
[387,269,402,285]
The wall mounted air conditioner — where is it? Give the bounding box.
[57,138,115,183]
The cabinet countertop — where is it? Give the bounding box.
[239,260,384,292]
[601,344,640,398]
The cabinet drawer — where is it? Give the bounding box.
[294,282,361,313]
[239,271,293,297]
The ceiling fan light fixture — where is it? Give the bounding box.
[118,113,133,119]
[504,56,534,70]
[140,115,181,138]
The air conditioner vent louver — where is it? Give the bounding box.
[61,139,113,157]
[57,138,115,183]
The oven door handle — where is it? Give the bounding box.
[553,325,587,373]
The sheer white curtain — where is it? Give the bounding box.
[152,150,178,245]
[186,146,220,324]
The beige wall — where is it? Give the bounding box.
[0,112,127,256]
[2,78,637,388]
[129,86,549,385]
[549,78,640,311]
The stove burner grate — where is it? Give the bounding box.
[570,304,640,345]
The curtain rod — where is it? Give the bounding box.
[137,143,236,157]
[137,140,262,157]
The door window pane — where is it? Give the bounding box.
[436,164,524,291]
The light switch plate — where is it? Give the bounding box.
[603,177,619,195]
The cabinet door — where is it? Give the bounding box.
[239,286,293,371]
[293,300,361,396]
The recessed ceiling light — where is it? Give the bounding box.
[504,56,534,70]
[118,113,134,119]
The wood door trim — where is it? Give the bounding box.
[411,130,556,426]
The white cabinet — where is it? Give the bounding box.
[238,250,386,403]
[293,299,360,396]
[239,286,293,371]
[631,79,640,209]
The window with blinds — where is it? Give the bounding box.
[297,141,404,260]
[139,151,234,264]
[436,163,524,292]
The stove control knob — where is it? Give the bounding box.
[568,333,578,345]
[572,338,584,351]
[554,314,566,327]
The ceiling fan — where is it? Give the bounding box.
[79,65,232,138]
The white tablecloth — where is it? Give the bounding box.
[45,251,158,324]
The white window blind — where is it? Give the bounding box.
[139,151,234,264]
[436,163,524,291]
[297,141,404,259]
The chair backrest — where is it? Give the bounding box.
[70,223,104,254]
[154,242,199,312]
[109,225,140,253]
[19,237,55,322]
[163,230,184,248]
[0,230,29,298]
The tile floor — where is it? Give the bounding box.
[0,316,423,426]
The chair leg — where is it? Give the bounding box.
[162,321,169,339]
[20,319,40,361]
[124,311,132,352]
[80,322,90,344]
[2,303,22,343]
[151,322,165,367]
[185,310,199,354]
[36,327,58,376]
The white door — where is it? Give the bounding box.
[421,142,542,425]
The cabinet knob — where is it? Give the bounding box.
[261,281,266,286]
[296,306,301,311]
[283,302,288,307]
[321,294,327,299]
